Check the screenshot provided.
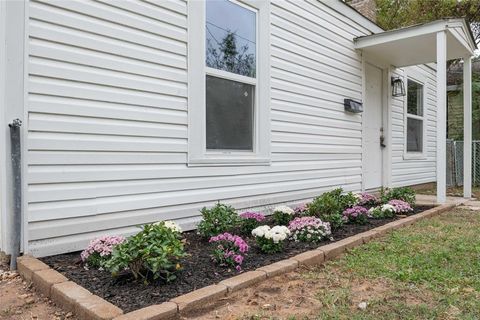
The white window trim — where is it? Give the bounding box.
[187,0,271,166]
[403,73,427,160]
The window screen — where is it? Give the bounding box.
[206,75,254,150]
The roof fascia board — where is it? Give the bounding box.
[448,27,476,56]
[458,19,477,51]
[354,20,448,49]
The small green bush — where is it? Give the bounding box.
[197,202,240,238]
[272,205,295,226]
[106,222,185,282]
[380,187,416,206]
[308,188,356,229]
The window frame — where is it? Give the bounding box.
[403,75,427,159]
[188,0,271,166]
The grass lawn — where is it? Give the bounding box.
[198,209,480,320]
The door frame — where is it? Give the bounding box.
[361,56,392,191]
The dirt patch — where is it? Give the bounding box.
[190,267,435,320]
[0,262,76,320]
[41,206,433,313]
[188,270,324,320]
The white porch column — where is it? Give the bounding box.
[436,31,447,204]
[463,56,472,198]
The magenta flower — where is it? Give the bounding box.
[210,232,248,271]
[239,211,265,222]
[343,206,370,224]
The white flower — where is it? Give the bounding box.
[252,225,270,237]
[272,234,282,243]
[158,220,182,233]
[273,205,294,215]
[252,225,290,243]
[381,204,395,213]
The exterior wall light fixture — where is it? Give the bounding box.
[391,77,406,97]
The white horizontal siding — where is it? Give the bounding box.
[390,65,437,187]
[24,0,434,257]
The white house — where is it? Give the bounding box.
[0,0,476,258]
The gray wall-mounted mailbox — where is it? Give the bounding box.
[344,99,363,113]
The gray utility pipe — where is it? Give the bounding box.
[9,118,22,270]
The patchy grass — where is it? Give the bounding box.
[416,184,480,199]
[310,209,480,319]
[197,209,480,320]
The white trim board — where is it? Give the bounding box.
[187,0,271,166]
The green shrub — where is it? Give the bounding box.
[380,187,416,206]
[197,202,240,238]
[106,222,185,282]
[272,205,295,226]
[308,188,356,229]
[238,212,265,235]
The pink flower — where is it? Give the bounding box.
[294,204,309,215]
[388,199,413,213]
[358,193,379,206]
[80,235,125,265]
[209,233,248,272]
[288,216,331,243]
[239,211,265,222]
[343,206,369,222]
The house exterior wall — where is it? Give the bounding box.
[390,65,438,187]
[20,0,437,257]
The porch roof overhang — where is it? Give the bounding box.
[354,18,476,68]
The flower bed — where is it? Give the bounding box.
[42,203,433,313]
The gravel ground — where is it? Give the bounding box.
[0,261,77,320]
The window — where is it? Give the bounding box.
[406,79,424,153]
[205,0,256,150]
[188,0,270,165]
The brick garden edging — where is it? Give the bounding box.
[17,203,456,320]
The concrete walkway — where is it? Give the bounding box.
[415,194,470,206]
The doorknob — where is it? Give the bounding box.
[380,135,386,148]
[380,127,386,148]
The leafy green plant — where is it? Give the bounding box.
[380,187,416,206]
[340,191,360,208]
[106,222,185,282]
[272,205,295,226]
[197,202,240,238]
[239,212,265,235]
[308,188,357,229]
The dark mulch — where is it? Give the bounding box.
[41,205,433,313]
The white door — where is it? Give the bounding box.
[364,63,383,190]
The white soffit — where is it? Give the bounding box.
[354,19,477,68]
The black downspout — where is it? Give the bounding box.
[9,118,22,270]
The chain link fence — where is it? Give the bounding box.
[446,139,480,187]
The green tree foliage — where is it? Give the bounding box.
[374,0,480,45]
[358,0,480,141]
[206,30,255,77]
